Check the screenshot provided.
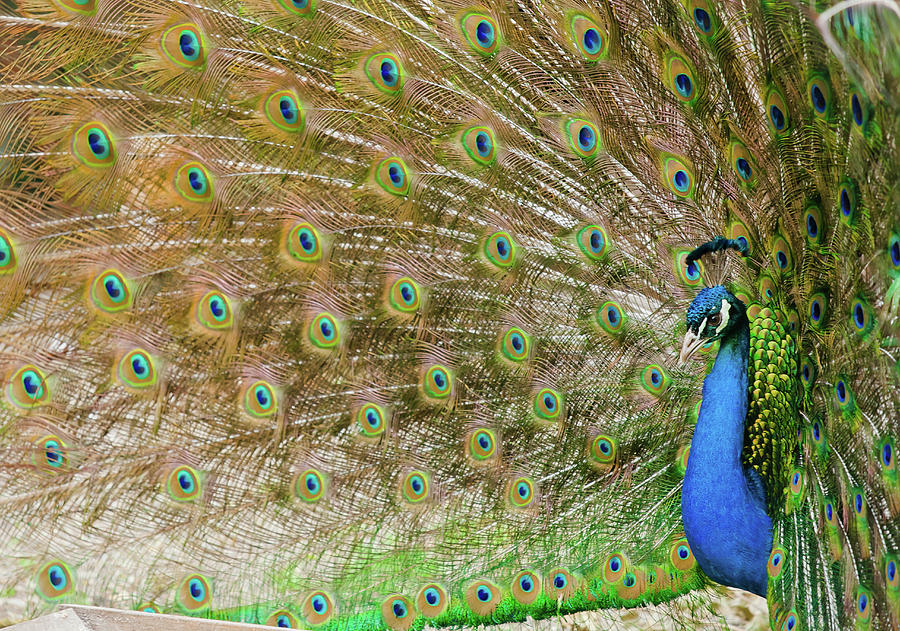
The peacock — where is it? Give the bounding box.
[1,0,899,629]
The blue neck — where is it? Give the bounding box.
[681,320,771,597]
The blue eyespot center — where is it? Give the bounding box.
[49,566,65,588]
[693,7,711,32]
[855,493,863,513]
[810,84,826,112]
[311,595,326,613]
[675,73,693,98]
[554,573,566,588]
[543,394,555,410]
[624,573,635,587]
[475,132,491,157]
[411,476,423,493]
[478,433,490,449]
[826,503,833,520]
[589,229,602,252]
[380,60,398,86]
[256,386,270,407]
[673,169,689,192]
[305,473,320,493]
[810,300,821,321]
[496,237,509,257]
[476,20,494,47]
[298,229,315,253]
[583,28,601,53]
[277,614,291,628]
[425,588,439,605]
[23,371,40,396]
[578,125,595,151]
[769,105,785,130]
[433,372,446,388]
[477,586,491,602]
[188,168,206,193]
[859,593,868,612]
[889,561,896,581]
[320,319,334,339]
[517,482,529,498]
[388,164,403,186]
[837,380,847,402]
[598,440,610,455]
[841,190,851,216]
[189,578,204,601]
[519,575,533,591]
[178,471,194,492]
[853,303,865,328]
[890,238,900,266]
[852,94,863,126]
[104,276,123,301]
[45,440,62,466]
[392,600,407,618]
[179,32,199,60]
[209,297,225,319]
[735,157,752,180]
[792,472,800,485]
[607,306,619,325]
[678,545,689,559]
[511,333,523,351]
[813,422,820,441]
[609,557,620,572]
[806,214,818,238]
[279,97,298,123]
[883,444,892,467]
[87,130,109,158]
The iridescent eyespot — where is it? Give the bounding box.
[788,468,806,501]
[534,388,561,420]
[357,403,386,437]
[90,269,131,313]
[770,235,793,273]
[309,312,340,349]
[546,569,574,598]
[177,574,212,611]
[665,54,697,103]
[161,23,206,70]
[688,1,716,35]
[852,488,867,516]
[465,580,500,616]
[834,378,854,410]
[569,14,607,61]
[596,300,626,334]
[500,326,530,362]
[810,419,826,447]
[461,126,496,166]
[779,610,798,631]
[388,277,421,313]
[512,570,541,604]
[402,471,429,503]
[808,292,827,328]
[33,435,68,472]
[423,365,452,400]
[565,119,600,159]
[286,222,322,263]
[641,364,669,396]
[590,434,616,466]
[365,53,404,95]
[196,290,233,330]
[850,298,874,337]
[800,357,816,388]
[807,74,831,118]
[577,225,608,260]
[274,0,315,17]
[663,156,695,198]
[880,438,895,470]
[765,87,790,133]
[375,157,410,196]
[51,0,97,16]
[266,610,300,628]
[416,584,448,617]
[302,591,333,625]
[118,349,157,389]
[0,228,16,274]
[174,161,214,203]
[675,250,703,286]
[889,233,900,270]
[460,12,499,56]
[72,122,116,168]
[138,603,161,613]
[166,465,202,501]
[484,231,515,268]
[468,429,497,461]
[729,140,755,185]
[676,444,690,474]
[856,587,872,621]
[7,365,49,409]
[36,560,73,600]
[603,553,625,583]
[758,275,777,301]
[802,204,823,244]
[264,90,305,133]
[767,547,785,579]
[509,476,534,507]
[886,556,899,590]
[296,468,325,502]
[837,179,858,226]
[670,538,695,571]
[382,594,416,630]
[244,380,277,417]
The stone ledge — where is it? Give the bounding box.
[6,606,270,631]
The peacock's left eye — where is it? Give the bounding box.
[707,313,721,327]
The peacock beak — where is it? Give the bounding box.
[678,319,707,366]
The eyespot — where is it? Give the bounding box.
[823,498,837,525]
[856,587,871,621]
[244,380,277,417]
[166,465,202,501]
[880,439,895,470]
[118,349,157,389]
[461,126,496,166]
[670,538,695,571]
[802,204,823,244]
[464,580,501,616]
[665,54,697,103]
[590,434,616,466]
[509,476,534,507]
[285,222,323,263]
[468,429,497,461]
[511,570,541,604]
[460,12,499,56]
[423,365,452,400]
[729,140,755,185]
[603,553,625,583]
[849,90,868,130]
[72,122,116,168]
[161,23,206,70]
[767,547,785,579]
[807,74,831,118]
[850,298,874,337]
[357,403,386,437]
[177,574,211,611]
[663,156,695,198]
[765,87,790,133]
[534,388,561,420]
[295,468,325,502]
[33,435,68,472]
[389,277,421,313]
[885,556,899,590]
[51,0,97,16]
[800,357,816,388]
[546,569,574,599]
[596,300,626,334]
[565,119,600,159]
[138,603,161,613]
[577,225,608,260]
[484,231,515,268]
[727,218,754,255]
[787,309,799,333]
[770,235,793,273]
[837,179,858,226]
[675,250,703,286]
[90,269,132,313]
[676,444,690,474]
[381,594,416,630]
[853,489,866,516]
[808,292,827,328]
[416,584,448,617]
[36,561,73,600]
[789,468,805,499]
[402,471,429,503]
[174,161,214,203]
[835,378,853,409]
[364,53,404,95]
[500,326,530,362]
[274,0,315,17]
[309,312,340,349]
[569,14,607,61]
[779,610,798,631]
[266,610,300,628]
[688,1,716,35]
[375,157,410,196]
[0,228,16,274]
[889,233,900,270]
[302,591,333,626]
[196,290,234,330]
[264,90,305,133]
[7,365,50,409]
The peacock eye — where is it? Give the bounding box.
[708,313,721,327]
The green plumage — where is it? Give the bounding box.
[0,0,898,630]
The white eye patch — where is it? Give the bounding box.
[714,298,730,335]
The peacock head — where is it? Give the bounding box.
[680,285,747,364]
